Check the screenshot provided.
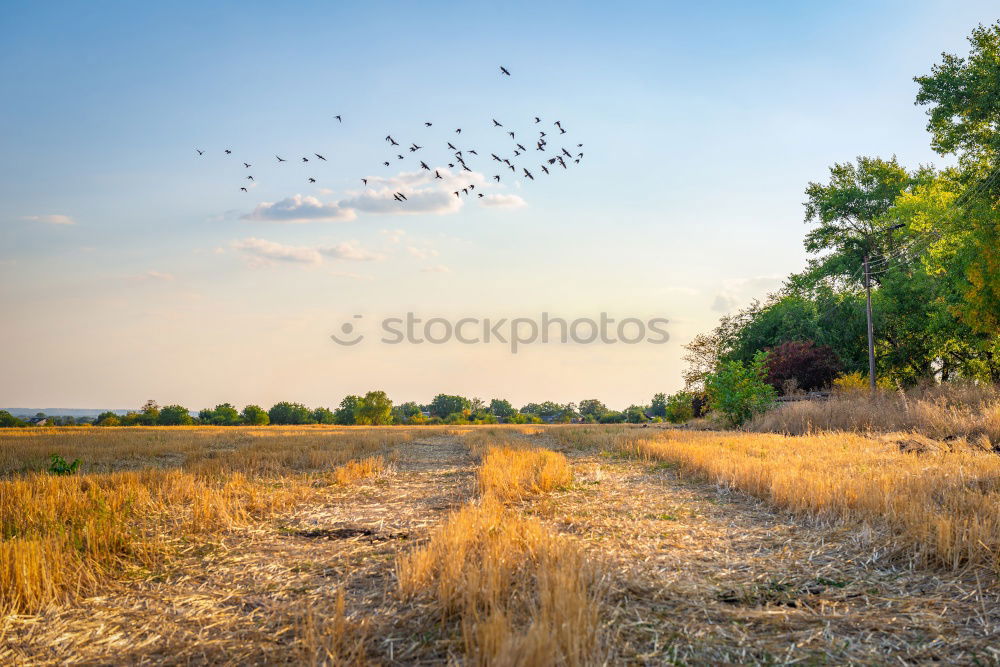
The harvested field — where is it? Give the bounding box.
[2,425,999,664]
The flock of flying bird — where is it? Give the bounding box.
[194,66,585,203]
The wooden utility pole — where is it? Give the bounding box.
[863,253,876,393]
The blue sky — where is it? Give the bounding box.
[1,1,996,409]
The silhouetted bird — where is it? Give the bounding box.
[448,142,457,150]
[362,178,368,185]
[523,168,534,180]
[462,188,468,195]
[494,175,501,182]
[246,175,254,181]
[455,128,461,133]
[508,165,515,172]
[560,128,566,134]
[409,144,422,152]
[397,154,404,160]
[424,122,432,127]
[468,150,478,155]
[384,161,390,166]
[516,143,526,151]
[386,135,398,145]
[562,148,572,158]
[420,161,430,170]
[243,162,251,168]
[478,193,484,198]
[393,193,403,201]
[541,165,549,174]
[435,170,443,179]
[302,157,309,162]
[453,191,460,198]
[398,192,407,200]
[276,155,286,162]
[315,154,326,161]
[335,115,342,122]
[225,149,232,154]
[491,154,501,162]
[493,119,502,127]
[469,184,475,190]
[535,117,541,123]
[240,187,247,192]
[508,131,515,139]
[500,66,510,76]
[195,149,204,155]
[554,121,562,129]
[308,178,316,183]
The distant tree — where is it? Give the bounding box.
[355,391,393,425]
[138,400,160,426]
[650,393,667,418]
[95,411,118,425]
[312,407,335,424]
[392,401,422,424]
[158,404,193,426]
[334,396,362,425]
[0,410,26,427]
[664,391,695,424]
[489,398,516,420]
[598,411,626,424]
[764,340,842,394]
[210,403,241,426]
[429,394,470,419]
[241,404,270,425]
[268,401,315,425]
[623,405,648,423]
[578,399,607,421]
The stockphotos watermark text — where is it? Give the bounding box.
[330,312,669,353]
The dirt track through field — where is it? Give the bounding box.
[4,431,999,664]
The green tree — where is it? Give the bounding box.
[488,398,516,420]
[429,394,470,419]
[664,392,695,424]
[650,393,667,418]
[0,410,26,427]
[355,391,393,425]
[268,402,315,425]
[705,352,777,427]
[392,401,422,424]
[210,403,241,426]
[241,404,270,425]
[138,400,160,426]
[577,399,607,421]
[158,404,193,425]
[312,407,336,424]
[334,396,361,425]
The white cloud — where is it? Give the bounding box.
[242,168,499,223]
[329,270,372,280]
[479,194,526,208]
[710,294,738,313]
[421,264,451,273]
[406,245,439,260]
[243,195,356,223]
[233,237,385,268]
[233,237,323,266]
[321,241,385,261]
[381,229,406,243]
[22,214,75,226]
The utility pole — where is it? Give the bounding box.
[863,253,876,393]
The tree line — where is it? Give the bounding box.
[0,392,691,428]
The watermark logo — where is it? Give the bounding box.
[331,312,669,353]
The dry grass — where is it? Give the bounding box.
[0,426,412,614]
[478,446,573,501]
[749,383,1000,445]
[571,428,1000,573]
[396,497,601,666]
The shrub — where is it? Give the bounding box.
[764,340,842,394]
[158,404,193,426]
[0,410,27,427]
[705,351,778,426]
[832,371,895,393]
[664,391,695,423]
[268,402,315,425]
[240,404,270,425]
[48,454,81,475]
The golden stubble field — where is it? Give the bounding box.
[2,424,999,664]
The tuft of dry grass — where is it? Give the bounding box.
[748,384,1000,445]
[396,497,601,666]
[295,590,369,666]
[478,446,573,501]
[331,456,385,486]
[602,429,1000,573]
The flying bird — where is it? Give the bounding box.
[494,175,501,182]
[308,178,316,183]
[420,161,430,170]
[447,142,457,150]
[435,170,443,179]
[386,135,399,145]
[393,193,403,201]
[534,117,541,123]
[335,115,342,122]
[409,144,422,152]
[493,119,502,127]
[362,178,368,185]
[240,187,248,192]
[246,175,254,181]
[276,155,286,162]
[554,121,562,129]
[314,153,326,161]
[468,150,478,155]
[500,66,510,76]
[508,131,515,139]
[302,157,309,162]
[384,161,390,166]
[424,122,432,127]
[397,154,404,160]
[541,165,549,174]
[523,168,534,180]
[491,153,501,162]
[243,162,251,168]
[224,149,232,154]
[453,191,460,198]
[478,193,484,198]
[195,149,204,155]
[516,143,526,152]
[462,188,468,195]
[455,128,461,133]
[562,148,572,157]
[397,192,408,201]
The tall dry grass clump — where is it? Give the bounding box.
[478,446,573,501]
[396,497,601,666]
[748,384,1000,446]
[619,430,1000,573]
[331,456,385,485]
